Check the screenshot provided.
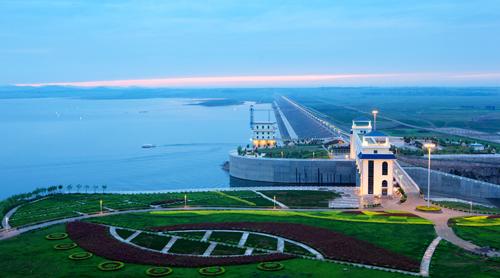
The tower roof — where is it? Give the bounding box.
[353,117,371,122]
[364,130,387,137]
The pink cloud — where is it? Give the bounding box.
[14,72,500,88]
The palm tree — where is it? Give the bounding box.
[76,184,82,193]
[101,185,107,194]
[58,185,63,193]
[67,184,73,193]
[93,185,98,194]
[84,185,89,194]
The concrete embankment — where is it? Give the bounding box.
[229,152,357,185]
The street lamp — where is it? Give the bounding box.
[372,110,379,130]
[424,143,436,207]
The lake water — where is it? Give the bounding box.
[0,98,255,199]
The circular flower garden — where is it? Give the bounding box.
[98,261,125,271]
[257,262,284,271]
[54,242,77,250]
[416,205,442,213]
[199,266,225,276]
[145,267,173,277]
[45,232,68,240]
[68,252,93,261]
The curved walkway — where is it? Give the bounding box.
[381,193,500,257]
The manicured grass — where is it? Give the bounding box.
[168,231,206,240]
[130,233,171,251]
[259,190,340,208]
[430,240,500,278]
[8,191,273,227]
[89,210,435,260]
[245,234,277,250]
[115,228,135,239]
[257,145,330,159]
[209,231,244,245]
[0,224,409,277]
[284,241,312,256]
[211,244,246,256]
[168,238,210,255]
[434,201,500,214]
[452,225,500,250]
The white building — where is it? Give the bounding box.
[350,118,395,197]
[252,121,277,148]
[469,142,485,151]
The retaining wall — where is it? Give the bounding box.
[404,167,500,205]
[229,152,357,185]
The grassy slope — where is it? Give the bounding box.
[452,225,500,250]
[434,201,500,214]
[87,210,435,260]
[430,240,500,278]
[8,191,273,228]
[0,224,407,278]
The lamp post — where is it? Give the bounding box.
[372,110,379,130]
[100,199,103,214]
[184,194,187,208]
[424,143,436,207]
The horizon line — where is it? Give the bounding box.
[14,72,500,88]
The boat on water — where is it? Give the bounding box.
[141,144,156,149]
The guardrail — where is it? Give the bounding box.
[394,161,421,195]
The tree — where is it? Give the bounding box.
[84,185,89,194]
[93,185,98,193]
[76,184,82,193]
[101,185,107,194]
[67,184,73,193]
[58,185,63,193]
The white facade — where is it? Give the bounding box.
[252,121,277,148]
[350,119,395,197]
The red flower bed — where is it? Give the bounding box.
[66,222,293,267]
[151,222,420,272]
[487,214,500,219]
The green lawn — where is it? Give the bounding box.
[244,234,277,250]
[130,233,171,251]
[434,201,500,214]
[88,210,435,260]
[8,191,273,227]
[284,241,312,256]
[168,238,210,255]
[258,190,340,208]
[449,216,500,250]
[209,231,244,245]
[430,240,500,278]
[211,244,247,256]
[115,228,135,239]
[0,224,410,278]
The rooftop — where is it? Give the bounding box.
[364,131,387,137]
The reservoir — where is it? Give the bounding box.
[0,97,252,199]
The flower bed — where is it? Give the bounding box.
[66,222,293,267]
[45,232,68,240]
[416,205,442,213]
[68,252,93,260]
[54,242,77,250]
[151,222,420,272]
[257,262,284,271]
[146,267,173,277]
[98,261,125,271]
[199,266,225,276]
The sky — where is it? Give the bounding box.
[1,0,500,87]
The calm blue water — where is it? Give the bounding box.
[0,98,252,199]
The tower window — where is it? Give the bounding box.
[382,180,388,187]
[382,161,388,175]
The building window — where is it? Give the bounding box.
[374,150,378,154]
[368,160,374,194]
[382,180,388,187]
[382,161,388,175]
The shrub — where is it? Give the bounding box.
[54,242,77,250]
[98,261,125,271]
[68,252,93,260]
[416,205,441,212]
[199,266,225,276]
[257,262,284,271]
[46,232,68,240]
[145,267,173,277]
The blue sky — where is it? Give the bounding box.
[1,0,500,86]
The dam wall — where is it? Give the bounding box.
[404,167,500,205]
[229,152,357,185]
